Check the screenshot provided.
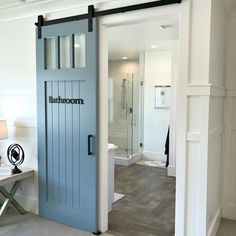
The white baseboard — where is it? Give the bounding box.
[114,153,142,166]
[15,194,39,214]
[168,165,176,177]
[207,206,222,236]
[223,203,236,220]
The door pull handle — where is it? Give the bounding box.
[88,135,94,155]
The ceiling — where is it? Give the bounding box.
[0,0,55,11]
[0,0,236,21]
[0,0,111,21]
[108,19,179,61]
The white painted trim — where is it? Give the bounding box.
[98,21,109,233]
[186,84,226,97]
[168,165,176,177]
[99,3,190,235]
[114,153,142,166]
[210,85,226,97]
[173,3,190,236]
[207,207,222,236]
[198,96,210,235]
[227,88,236,97]
[186,84,211,96]
[186,132,201,142]
[222,96,233,221]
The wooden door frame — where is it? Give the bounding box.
[98,1,190,235]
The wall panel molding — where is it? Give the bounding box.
[186,84,226,97]
[227,88,236,97]
[187,131,200,142]
[207,206,222,236]
[223,96,236,220]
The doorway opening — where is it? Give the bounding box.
[107,18,179,235]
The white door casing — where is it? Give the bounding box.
[98,1,190,235]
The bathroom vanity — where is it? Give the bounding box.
[108,143,117,212]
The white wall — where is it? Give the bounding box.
[223,16,236,221]
[0,16,38,213]
[143,51,171,161]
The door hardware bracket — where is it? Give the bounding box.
[88,5,95,32]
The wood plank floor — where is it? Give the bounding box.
[217,219,236,236]
[108,164,176,236]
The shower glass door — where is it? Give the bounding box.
[108,73,134,158]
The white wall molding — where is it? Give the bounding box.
[186,84,211,96]
[186,132,201,142]
[226,88,236,97]
[223,96,236,221]
[207,206,222,236]
[210,85,226,97]
[167,165,176,177]
[186,84,226,97]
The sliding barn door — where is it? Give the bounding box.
[36,19,98,233]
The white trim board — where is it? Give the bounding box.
[168,165,176,177]
[207,207,222,236]
[227,88,236,97]
[186,84,226,97]
[99,2,190,235]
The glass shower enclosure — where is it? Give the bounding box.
[108,73,141,160]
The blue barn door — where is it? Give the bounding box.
[36,19,98,233]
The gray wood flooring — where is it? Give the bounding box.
[108,164,176,236]
[216,218,236,236]
[0,164,234,236]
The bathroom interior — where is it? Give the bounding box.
[108,18,179,168]
[107,18,179,234]
[108,17,179,233]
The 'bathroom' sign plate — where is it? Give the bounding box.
[49,96,84,105]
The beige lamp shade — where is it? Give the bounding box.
[0,120,8,140]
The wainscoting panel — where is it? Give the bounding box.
[223,95,236,220]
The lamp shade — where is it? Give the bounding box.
[0,120,8,140]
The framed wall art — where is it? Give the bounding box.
[155,85,171,109]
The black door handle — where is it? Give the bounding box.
[88,135,93,155]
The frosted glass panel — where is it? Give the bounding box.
[60,36,70,69]
[74,34,85,68]
[45,38,56,70]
